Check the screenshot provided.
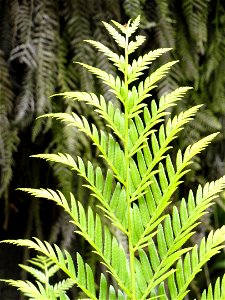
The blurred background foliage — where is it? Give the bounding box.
[0,0,225,298]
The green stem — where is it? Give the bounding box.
[45,262,49,294]
[124,28,136,299]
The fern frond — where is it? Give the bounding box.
[3,15,225,300]
[1,238,99,299]
[38,113,126,184]
[19,255,59,283]
[17,187,131,295]
[29,0,58,140]
[0,280,49,300]
[130,105,202,202]
[84,40,125,72]
[128,49,173,84]
[54,92,125,141]
[102,21,126,48]
[9,1,36,68]
[133,176,225,297]
[52,279,75,297]
[18,255,74,297]
[2,232,128,298]
[167,226,225,300]
[201,274,225,300]
[127,35,146,54]
[111,15,141,37]
[76,62,126,104]
[182,132,219,166]
[19,181,127,234]
[19,264,46,284]
[130,131,219,254]
[0,51,19,200]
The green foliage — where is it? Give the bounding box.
[0,49,20,223]
[2,255,73,299]
[1,16,225,299]
[136,0,225,153]
[201,274,225,300]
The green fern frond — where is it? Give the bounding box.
[111,15,141,37]
[0,50,19,201]
[54,92,125,141]
[9,1,36,68]
[19,255,59,283]
[2,15,225,300]
[0,280,49,300]
[201,274,225,300]
[2,237,125,299]
[167,226,225,300]
[37,113,126,184]
[84,40,125,72]
[16,186,151,296]
[17,255,74,297]
[128,49,173,84]
[102,21,126,48]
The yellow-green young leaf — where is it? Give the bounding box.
[108,286,117,300]
[151,133,160,156]
[150,176,163,204]
[134,257,147,293]
[103,228,112,262]
[138,249,153,282]
[95,215,103,251]
[201,275,225,300]
[99,274,107,300]
[187,190,195,213]
[164,216,174,247]
[148,240,160,271]
[111,238,120,272]
[103,170,114,202]
[127,35,146,54]
[95,167,103,193]
[131,204,145,243]
[179,199,188,226]
[158,163,169,192]
[87,161,95,184]
[183,253,191,280]
[138,196,150,227]
[157,225,168,260]
[166,155,175,181]
[87,207,95,239]
[18,264,46,283]
[85,40,125,71]
[168,273,178,299]
[176,150,183,170]
[78,202,87,231]
[102,22,126,48]
[172,207,182,236]
[60,250,75,279]
[111,15,141,37]
[0,280,48,300]
[77,253,86,287]
[176,259,185,290]
[128,49,172,83]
